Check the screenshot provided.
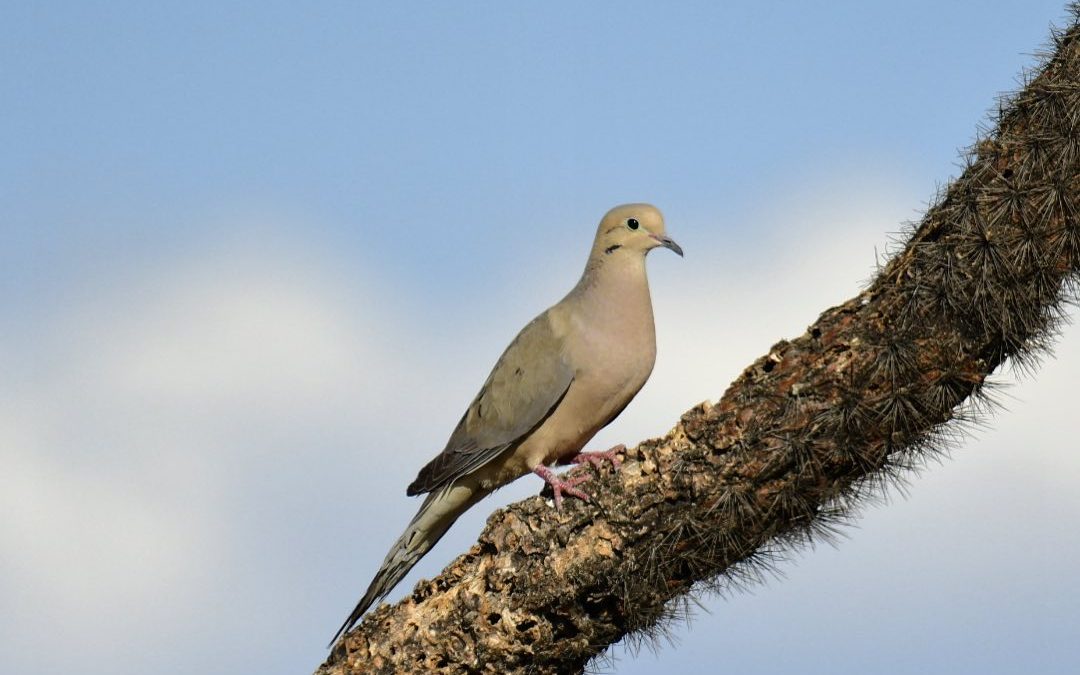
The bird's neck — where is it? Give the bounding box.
[572,252,653,315]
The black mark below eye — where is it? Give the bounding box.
[627,218,639,230]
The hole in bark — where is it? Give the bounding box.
[487,612,501,625]
[516,619,537,632]
[811,327,822,339]
[763,360,776,372]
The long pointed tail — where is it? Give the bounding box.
[328,482,485,648]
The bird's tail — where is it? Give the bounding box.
[328,482,485,648]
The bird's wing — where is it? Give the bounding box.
[407,312,574,495]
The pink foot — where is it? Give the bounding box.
[567,443,625,472]
[533,465,591,511]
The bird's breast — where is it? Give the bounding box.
[571,295,657,384]
[544,302,656,449]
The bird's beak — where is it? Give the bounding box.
[651,234,684,257]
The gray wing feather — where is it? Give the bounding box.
[407,312,573,495]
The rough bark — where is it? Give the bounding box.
[318,12,1080,675]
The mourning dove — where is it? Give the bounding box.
[329,203,681,646]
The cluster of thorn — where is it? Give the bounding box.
[603,13,1080,657]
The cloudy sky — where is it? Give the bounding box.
[3,2,1078,674]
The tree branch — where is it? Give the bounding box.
[318,11,1080,675]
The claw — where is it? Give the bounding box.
[568,443,625,472]
[533,465,592,510]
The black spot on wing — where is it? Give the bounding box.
[405,378,574,495]
[406,311,574,496]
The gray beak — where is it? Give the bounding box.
[653,234,684,257]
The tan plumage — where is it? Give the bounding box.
[329,203,681,646]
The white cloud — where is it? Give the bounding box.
[0,233,420,670]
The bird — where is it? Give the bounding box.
[329,203,682,647]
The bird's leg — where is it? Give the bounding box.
[565,443,625,472]
[532,465,591,511]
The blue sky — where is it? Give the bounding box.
[2,2,1078,674]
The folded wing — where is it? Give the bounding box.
[407,312,574,495]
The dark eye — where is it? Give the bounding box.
[627,218,639,230]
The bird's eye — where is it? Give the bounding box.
[627,218,640,230]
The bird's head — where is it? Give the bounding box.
[593,203,683,259]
